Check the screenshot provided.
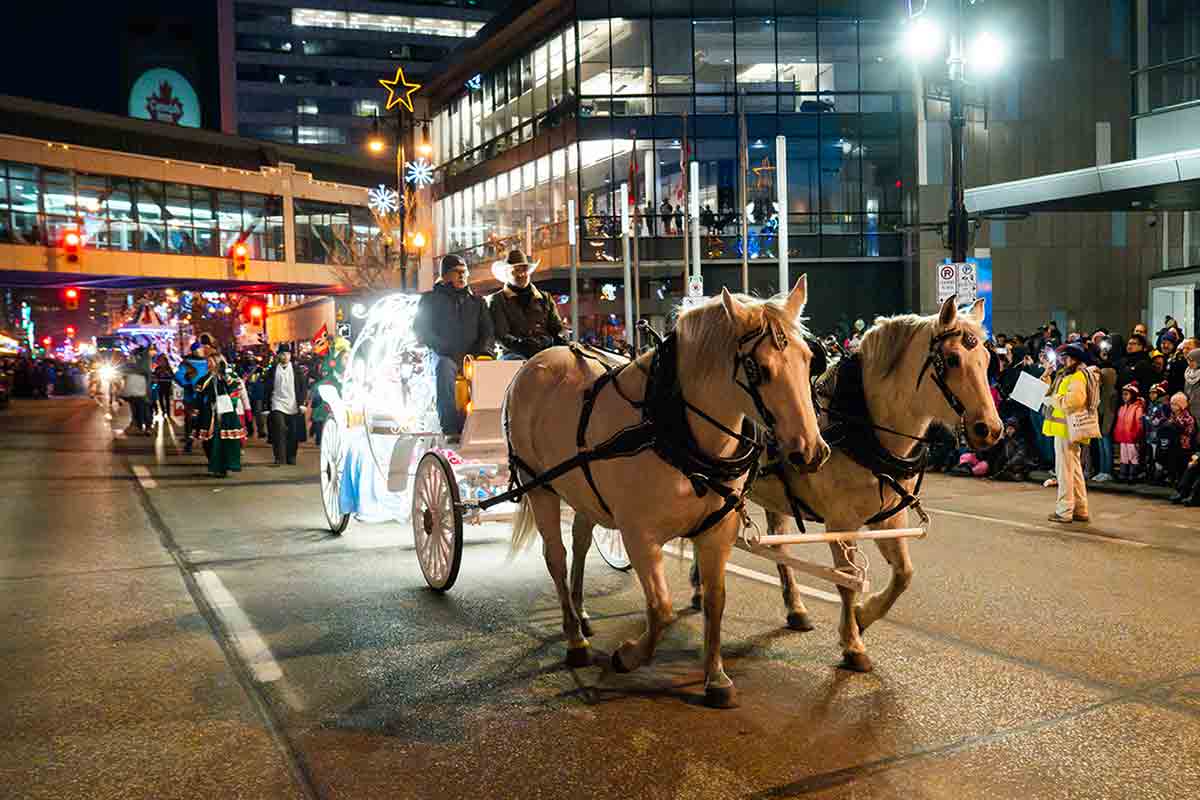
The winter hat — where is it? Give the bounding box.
[1150,381,1168,397]
[1187,349,1200,366]
[1161,329,1180,344]
[276,343,291,355]
[1122,382,1140,396]
[1059,342,1088,364]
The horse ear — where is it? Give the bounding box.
[968,297,986,322]
[938,294,958,327]
[785,273,808,319]
[721,287,744,324]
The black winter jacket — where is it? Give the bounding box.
[414,282,495,359]
[489,283,565,358]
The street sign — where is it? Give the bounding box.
[937,263,958,304]
[687,275,704,298]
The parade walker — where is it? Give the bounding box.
[316,294,631,592]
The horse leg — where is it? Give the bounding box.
[689,555,702,610]
[570,515,595,638]
[694,520,740,708]
[529,491,590,667]
[765,509,814,632]
[611,534,675,675]
[828,536,871,672]
[855,532,913,635]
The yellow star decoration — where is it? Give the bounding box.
[379,65,421,113]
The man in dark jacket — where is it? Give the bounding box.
[1118,334,1158,405]
[414,255,495,436]
[264,344,307,465]
[489,249,565,360]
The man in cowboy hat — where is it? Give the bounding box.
[415,254,495,436]
[489,249,566,359]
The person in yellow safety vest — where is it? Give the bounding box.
[1042,342,1091,523]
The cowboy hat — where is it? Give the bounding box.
[490,248,541,284]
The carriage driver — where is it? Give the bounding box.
[414,254,495,438]
[489,249,567,359]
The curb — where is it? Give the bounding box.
[1027,470,1175,500]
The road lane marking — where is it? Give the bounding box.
[924,506,1150,548]
[131,464,157,489]
[663,542,841,603]
[193,569,305,713]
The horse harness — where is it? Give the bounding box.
[764,327,977,533]
[485,319,791,539]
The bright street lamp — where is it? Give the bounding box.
[968,31,1006,75]
[903,17,944,62]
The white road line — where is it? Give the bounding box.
[193,570,304,711]
[924,506,1150,548]
[131,464,157,490]
[663,543,841,604]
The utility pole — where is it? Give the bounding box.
[947,0,969,264]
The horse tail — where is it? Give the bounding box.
[509,495,540,556]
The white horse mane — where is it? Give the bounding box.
[858,310,985,385]
[675,293,808,384]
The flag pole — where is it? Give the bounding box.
[739,106,749,294]
[680,110,689,296]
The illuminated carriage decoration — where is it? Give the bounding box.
[317,293,630,591]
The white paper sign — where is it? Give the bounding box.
[1011,370,1050,412]
[687,275,704,298]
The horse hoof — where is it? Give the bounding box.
[840,651,874,673]
[611,649,633,674]
[690,593,702,611]
[580,617,594,638]
[565,646,592,668]
[704,684,739,709]
[786,611,815,632]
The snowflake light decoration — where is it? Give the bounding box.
[405,158,434,187]
[368,184,400,214]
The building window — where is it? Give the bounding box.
[354,100,380,117]
[297,126,347,145]
[291,8,480,38]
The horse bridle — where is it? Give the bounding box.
[916,327,979,418]
[732,320,791,432]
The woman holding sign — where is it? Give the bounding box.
[1041,343,1093,523]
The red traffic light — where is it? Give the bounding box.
[231,242,249,272]
[233,242,248,257]
[42,336,52,347]
[249,304,263,320]
[64,231,80,247]
[65,288,78,299]
[64,287,80,310]
[61,230,83,263]
[65,326,76,337]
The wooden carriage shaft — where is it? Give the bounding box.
[735,541,869,594]
[751,528,928,546]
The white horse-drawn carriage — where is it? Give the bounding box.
[317,294,630,593]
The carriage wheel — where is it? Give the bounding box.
[320,416,351,535]
[593,527,632,571]
[412,451,464,592]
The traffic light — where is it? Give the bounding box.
[62,230,82,263]
[42,336,52,348]
[231,241,249,272]
[64,287,79,311]
[248,304,263,321]
[65,326,76,338]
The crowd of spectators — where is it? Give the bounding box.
[922,316,1200,507]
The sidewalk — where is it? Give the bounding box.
[1027,470,1176,500]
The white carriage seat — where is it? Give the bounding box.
[458,359,525,458]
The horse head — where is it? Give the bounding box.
[928,295,1004,449]
[717,276,831,472]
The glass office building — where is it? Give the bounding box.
[427,0,915,336]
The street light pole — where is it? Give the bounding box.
[947,0,969,264]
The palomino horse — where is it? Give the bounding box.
[508,278,830,708]
[726,296,1003,672]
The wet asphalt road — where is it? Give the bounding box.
[2,397,1199,799]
